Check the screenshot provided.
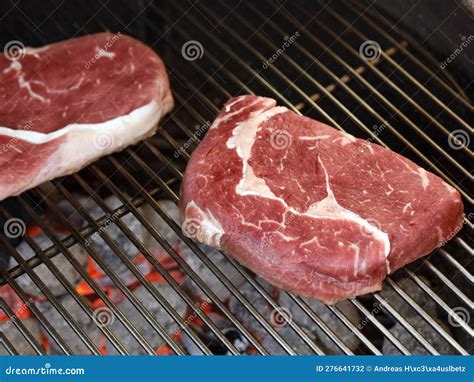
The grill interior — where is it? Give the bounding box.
[0,0,472,355]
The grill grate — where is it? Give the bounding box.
[0,0,472,355]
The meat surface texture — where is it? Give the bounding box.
[180,95,464,303]
[0,33,173,201]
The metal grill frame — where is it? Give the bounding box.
[0,0,472,356]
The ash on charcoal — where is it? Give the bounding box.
[278,293,361,354]
[8,193,149,297]
[106,283,187,355]
[227,278,360,354]
[227,279,308,354]
[60,195,151,287]
[229,278,359,354]
[0,319,40,355]
[36,294,101,355]
[147,200,246,302]
[379,277,456,354]
[10,236,87,297]
[181,312,251,355]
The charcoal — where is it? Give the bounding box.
[278,293,361,354]
[10,237,87,297]
[380,277,455,354]
[60,194,152,287]
[227,278,360,354]
[106,283,187,355]
[0,319,41,355]
[36,294,101,355]
[181,312,251,355]
[149,200,246,301]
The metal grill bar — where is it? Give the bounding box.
[371,294,439,355]
[0,299,43,355]
[271,1,470,172]
[288,2,471,196]
[164,0,471,354]
[404,269,471,335]
[0,226,100,355]
[345,0,472,106]
[46,182,208,355]
[385,277,470,354]
[0,254,73,354]
[0,332,17,355]
[318,0,472,130]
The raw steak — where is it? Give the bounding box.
[180,95,464,303]
[0,33,173,201]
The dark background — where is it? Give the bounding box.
[0,0,473,91]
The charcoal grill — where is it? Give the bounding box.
[0,0,472,355]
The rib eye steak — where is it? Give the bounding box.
[0,33,173,201]
[180,95,463,303]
